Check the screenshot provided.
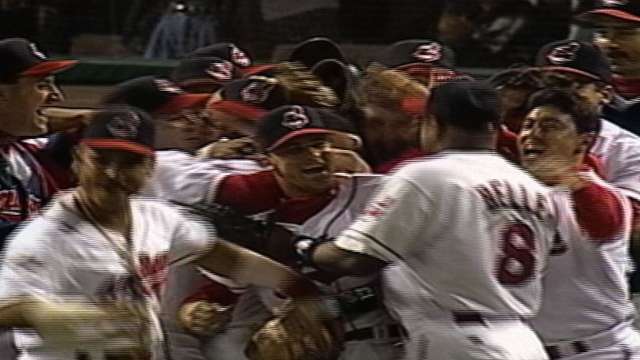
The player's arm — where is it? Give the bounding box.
[0,297,39,327]
[311,242,387,276]
[570,180,626,241]
[195,240,318,297]
[308,175,429,276]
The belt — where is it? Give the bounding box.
[452,312,525,326]
[75,351,151,360]
[344,324,406,342]
[545,342,589,360]
[542,321,634,360]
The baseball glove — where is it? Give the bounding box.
[245,299,344,360]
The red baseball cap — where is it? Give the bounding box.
[577,0,640,24]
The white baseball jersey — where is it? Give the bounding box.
[0,192,216,360]
[591,119,640,201]
[276,174,397,331]
[143,150,264,204]
[335,151,557,323]
[531,171,635,343]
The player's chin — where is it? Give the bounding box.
[520,156,543,172]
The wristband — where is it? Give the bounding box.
[293,235,325,266]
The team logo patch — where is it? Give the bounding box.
[106,111,141,139]
[602,0,628,7]
[29,43,46,59]
[363,196,397,219]
[206,60,234,81]
[413,42,443,63]
[154,79,183,94]
[240,77,277,104]
[546,42,580,65]
[281,105,309,129]
[231,46,251,67]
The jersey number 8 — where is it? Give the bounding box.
[496,222,536,285]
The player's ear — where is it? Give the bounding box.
[598,84,614,105]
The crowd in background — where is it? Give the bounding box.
[0,0,602,66]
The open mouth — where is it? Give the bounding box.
[522,144,546,160]
[302,164,329,175]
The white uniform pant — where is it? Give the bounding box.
[203,326,254,360]
[402,317,548,360]
[542,322,640,359]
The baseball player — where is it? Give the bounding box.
[576,0,640,135]
[102,76,215,154]
[519,88,640,358]
[375,39,466,90]
[177,105,402,360]
[100,75,263,203]
[534,39,640,201]
[303,79,558,359]
[356,67,427,173]
[171,56,240,94]
[154,71,345,360]
[533,39,640,320]
[0,37,79,241]
[0,106,325,360]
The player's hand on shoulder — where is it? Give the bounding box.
[178,300,233,336]
[197,137,261,160]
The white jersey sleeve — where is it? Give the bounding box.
[531,173,635,342]
[143,150,264,205]
[0,217,63,301]
[164,207,217,266]
[591,120,640,201]
[334,174,431,262]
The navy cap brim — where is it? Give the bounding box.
[268,128,361,152]
[538,66,608,83]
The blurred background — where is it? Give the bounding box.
[0,0,599,107]
[0,0,595,65]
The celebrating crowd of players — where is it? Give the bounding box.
[4,1,640,360]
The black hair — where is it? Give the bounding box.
[525,88,601,135]
[429,79,501,131]
[489,66,546,90]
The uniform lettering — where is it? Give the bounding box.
[474,180,550,220]
[138,253,169,296]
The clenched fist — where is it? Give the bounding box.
[178,300,233,336]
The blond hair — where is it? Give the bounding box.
[272,62,339,108]
[359,66,428,111]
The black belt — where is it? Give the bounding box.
[452,312,525,326]
[75,351,151,360]
[344,324,405,342]
[545,341,590,360]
